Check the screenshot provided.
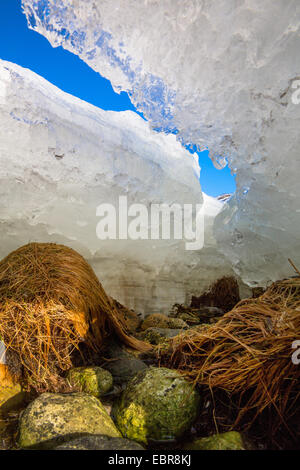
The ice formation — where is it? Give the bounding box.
[0,60,237,315]
[21,0,300,286]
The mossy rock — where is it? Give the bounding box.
[140,328,182,345]
[141,314,187,331]
[190,324,210,332]
[18,392,120,449]
[113,367,200,445]
[183,431,245,450]
[53,434,144,450]
[67,366,113,397]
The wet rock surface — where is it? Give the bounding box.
[101,341,148,386]
[112,367,200,445]
[139,328,183,345]
[53,434,145,450]
[183,431,245,450]
[169,304,225,325]
[18,392,120,449]
[67,366,113,398]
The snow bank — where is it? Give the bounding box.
[0,60,235,314]
[21,0,300,286]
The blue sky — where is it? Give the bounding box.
[0,0,236,197]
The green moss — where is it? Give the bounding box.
[113,367,200,445]
[183,431,245,450]
[141,314,187,330]
[18,392,120,449]
[141,328,182,345]
[67,366,113,397]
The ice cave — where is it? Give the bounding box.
[0,0,299,452]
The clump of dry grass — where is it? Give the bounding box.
[0,243,150,392]
[167,277,300,433]
[190,276,240,312]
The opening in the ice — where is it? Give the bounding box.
[197,150,236,198]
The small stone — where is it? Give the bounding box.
[18,392,120,449]
[141,313,187,330]
[197,306,224,317]
[67,366,113,397]
[140,328,182,345]
[183,431,245,450]
[113,367,200,445]
[169,304,225,325]
[53,434,145,450]
[167,318,188,329]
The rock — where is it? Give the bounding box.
[168,318,188,329]
[0,382,26,415]
[141,313,187,331]
[113,367,200,445]
[140,328,182,345]
[104,357,148,387]
[169,305,201,325]
[102,340,148,386]
[53,434,145,450]
[183,431,245,450]
[197,306,224,317]
[169,304,225,325]
[18,392,121,449]
[190,324,210,333]
[67,366,113,398]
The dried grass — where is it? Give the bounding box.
[0,243,150,392]
[190,276,240,312]
[167,277,300,433]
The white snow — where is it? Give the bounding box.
[0,59,236,315]
[21,0,300,286]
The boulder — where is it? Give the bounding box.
[113,367,200,444]
[18,392,120,449]
[67,366,113,398]
[183,431,245,450]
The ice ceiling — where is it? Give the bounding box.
[1,0,300,312]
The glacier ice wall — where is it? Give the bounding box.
[21,0,300,286]
[0,60,237,315]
